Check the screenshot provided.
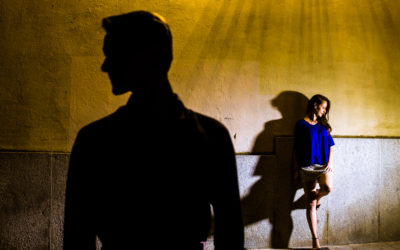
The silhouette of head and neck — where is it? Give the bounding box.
[101,11,174,105]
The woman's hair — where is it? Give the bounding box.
[306,94,332,133]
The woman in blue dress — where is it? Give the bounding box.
[294,94,334,249]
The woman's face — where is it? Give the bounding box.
[315,100,328,118]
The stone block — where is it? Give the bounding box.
[50,153,70,250]
[238,153,296,249]
[237,155,275,248]
[327,138,380,245]
[380,139,400,241]
[0,152,51,250]
[1,137,399,249]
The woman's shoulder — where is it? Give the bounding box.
[296,118,314,128]
[296,119,306,126]
[295,119,311,134]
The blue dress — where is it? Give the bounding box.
[294,119,335,168]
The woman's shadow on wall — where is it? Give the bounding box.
[241,91,308,248]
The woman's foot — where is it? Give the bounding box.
[312,237,321,249]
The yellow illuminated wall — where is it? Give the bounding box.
[1,0,399,153]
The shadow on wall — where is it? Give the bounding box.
[241,91,309,248]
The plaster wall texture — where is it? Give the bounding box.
[1,1,400,153]
[1,138,399,249]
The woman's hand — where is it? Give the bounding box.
[325,163,333,172]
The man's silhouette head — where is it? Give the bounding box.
[101,11,173,95]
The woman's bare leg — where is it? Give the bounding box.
[303,180,320,249]
[316,172,333,206]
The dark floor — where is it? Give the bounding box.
[250,241,400,250]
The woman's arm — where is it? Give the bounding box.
[326,146,333,172]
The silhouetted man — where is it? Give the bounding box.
[63,11,244,250]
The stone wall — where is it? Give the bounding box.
[0,138,399,249]
[2,0,400,153]
[235,137,400,248]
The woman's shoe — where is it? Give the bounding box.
[312,237,321,249]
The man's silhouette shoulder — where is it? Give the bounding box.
[74,96,232,149]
